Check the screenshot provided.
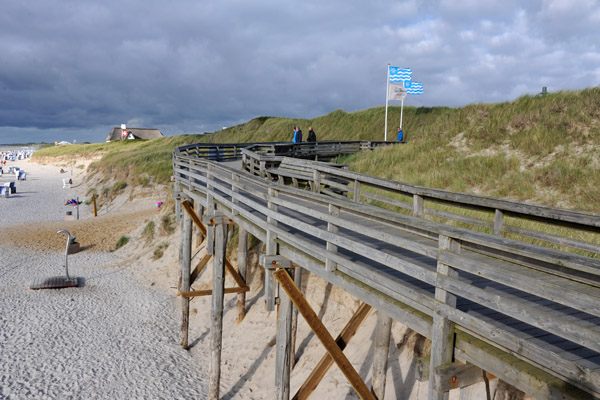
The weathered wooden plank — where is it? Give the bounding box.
[325,204,339,272]
[445,307,600,395]
[455,333,596,400]
[182,199,208,237]
[190,253,212,285]
[238,188,439,285]
[180,286,250,297]
[180,202,193,349]
[439,249,600,317]
[277,243,433,339]
[237,227,248,323]
[429,235,461,400]
[438,273,600,353]
[275,268,294,400]
[273,269,376,400]
[208,218,228,400]
[265,187,279,312]
[290,267,303,370]
[371,311,393,399]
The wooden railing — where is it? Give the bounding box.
[177,140,391,164]
[241,141,391,177]
[247,157,600,266]
[172,144,600,398]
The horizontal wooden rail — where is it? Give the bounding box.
[242,155,600,257]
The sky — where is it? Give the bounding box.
[1,0,599,144]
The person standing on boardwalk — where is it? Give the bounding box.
[293,126,303,143]
[307,127,317,142]
[397,127,404,142]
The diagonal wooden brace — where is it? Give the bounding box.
[293,302,372,400]
[273,269,376,400]
[181,200,207,237]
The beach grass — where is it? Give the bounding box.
[31,87,600,213]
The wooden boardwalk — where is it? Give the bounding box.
[173,142,600,399]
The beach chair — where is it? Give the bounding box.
[0,185,8,198]
[62,178,71,188]
[18,171,26,180]
[7,182,16,194]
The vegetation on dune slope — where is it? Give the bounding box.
[33,87,600,212]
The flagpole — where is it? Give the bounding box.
[384,64,390,141]
[400,98,404,130]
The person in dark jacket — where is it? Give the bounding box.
[307,127,317,142]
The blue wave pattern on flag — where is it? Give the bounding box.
[389,66,412,82]
[405,80,424,95]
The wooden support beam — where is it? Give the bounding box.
[182,199,207,237]
[237,227,248,323]
[429,235,461,400]
[189,253,212,286]
[195,204,205,246]
[293,302,372,400]
[174,180,181,222]
[209,217,228,400]
[273,269,375,400]
[180,199,193,349]
[290,267,303,370]
[416,357,496,392]
[180,286,250,298]
[371,311,392,399]
[265,187,279,312]
[325,204,339,272]
[275,268,294,400]
[225,257,249,290]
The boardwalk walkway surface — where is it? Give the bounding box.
[173,141,600,399]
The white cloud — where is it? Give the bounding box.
[0,0,598,143]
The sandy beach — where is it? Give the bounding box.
[0,157,209,399]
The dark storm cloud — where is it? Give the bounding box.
[0,0,598,143]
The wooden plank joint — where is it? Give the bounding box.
[261,255,293,270]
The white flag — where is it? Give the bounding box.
[388,84,407,100]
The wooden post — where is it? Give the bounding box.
[260,160,267,178]
[313,169,321,193]
[494,209,503,236]
[273,269,376,400]
[237,226,248,323]
[92,194,97,217]
[180,199,193,349]
[353,180,361,202]
[265,187,278,311]
[208,215,229,400]
[174,180,181,222]
[206,165,215,255]
[371,311,392,399]
[290,267,303,369]
[325,204,339,272]
[429,235,461,400]
[275,268,294,400]
[196,205,205,246]
[413,194,424,218]
[232,173,240,216]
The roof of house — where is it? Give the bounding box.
[106,128,164,141]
